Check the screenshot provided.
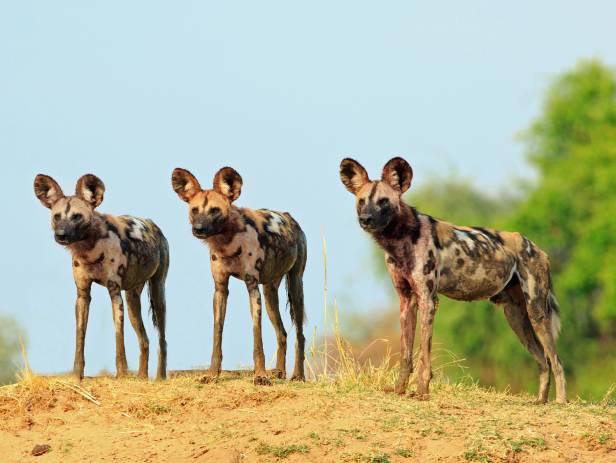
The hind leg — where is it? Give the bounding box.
[518,267,566,403]
[287,271,306,381]
[492,285,550,403]
[263,278,287,379]
[126,284,149,378]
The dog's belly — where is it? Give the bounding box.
[437,253,516,302]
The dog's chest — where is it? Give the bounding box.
[72,234,128,285]
[210,227,265,280]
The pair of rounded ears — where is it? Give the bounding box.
[172,167,243,203]
[340,157,413,195]
[34,174,105,209]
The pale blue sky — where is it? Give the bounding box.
[1,1,615,375]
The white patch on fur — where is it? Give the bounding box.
[471,229,488,240]
[454,229,476,249]
[267,212,285,234]
[184,181,193,192]
[46,187,56,198]
[129,218,148,241]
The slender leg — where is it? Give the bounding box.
[126,284,149,378]
[263,280,287,379]
[385,258,418,395]
[108,281,128,378]
[492,284,551,403]
[203,276,229,382]
[73,281,92,381]
[416,291,437,399]
[246,276,270,385]
[519,271,567,403]
[395,293,417,395]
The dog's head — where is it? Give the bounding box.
[339,157,413,233]
[34,174,105,245]
[171,166,243,239]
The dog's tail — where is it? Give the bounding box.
[547,273,561,340]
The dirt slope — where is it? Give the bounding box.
[0,372,614,462]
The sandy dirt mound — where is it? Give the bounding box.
[0,372,614,462]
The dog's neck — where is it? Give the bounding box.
[67,212,108,256]
[371,203,421,257]
[203,206,246,251]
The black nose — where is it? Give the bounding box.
[359,215,373,227]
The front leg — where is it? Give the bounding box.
[386,257,417,395]
[416,289,438,399]
[203,276,229,382]
[395,291,417,394]
[108,281,128,378]
[73,281,92,381]
[246,275,270,386]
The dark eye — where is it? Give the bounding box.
[358,198,366,208]
[53,213,61,222]
[191,207,199,215]
[209,207,221,215]
[71,213,83,221]
[378,198,390,207]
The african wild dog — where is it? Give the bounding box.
[340,157,566,403]
[171,167,307,385]
[34,174,169,380]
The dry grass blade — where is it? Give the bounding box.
[55,380,101,406]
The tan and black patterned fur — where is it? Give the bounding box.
[172,167,307,385]
[34,174,169,380]
[340,157,566,403]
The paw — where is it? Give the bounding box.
[410,391,430,401]
[199,375,219,384]
[393,381,408,395]
[290,374,305,382]
[254,376,272,386]
[270,369,286,380]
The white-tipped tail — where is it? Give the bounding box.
[548,292,561,340]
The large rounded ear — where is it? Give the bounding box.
[381,157,413,194]
[339,158,369,195]
[75,174,105,208]
[213,167,242,202]
[172,168,202,203]
[34,174,65,209]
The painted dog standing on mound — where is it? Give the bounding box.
[34,174,169,380]
[171,167,307,385]
[340,157,566,403]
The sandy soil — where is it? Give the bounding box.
[0,372,614,462]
